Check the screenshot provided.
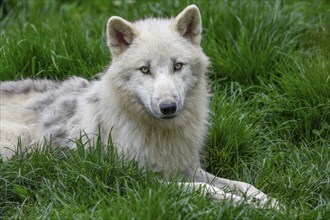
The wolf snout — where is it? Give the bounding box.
[159,101,177,118]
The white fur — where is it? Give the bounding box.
[0,5,280,209]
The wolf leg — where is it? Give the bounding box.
[0,122,33,160]
[189,167,280,209]
[177,182,244,204]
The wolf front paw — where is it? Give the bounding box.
[248,194,283,210]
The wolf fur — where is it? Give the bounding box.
[0,5,279,209]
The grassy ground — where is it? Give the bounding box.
[0,0,329,219]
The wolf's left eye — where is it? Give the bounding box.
[140,66,150,74]
[174,62,183,71]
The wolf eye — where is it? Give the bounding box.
[139,66,150,74]
[174,62,183,71]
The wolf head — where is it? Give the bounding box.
[104,5,209,121]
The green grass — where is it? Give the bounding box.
[1,0,329,219]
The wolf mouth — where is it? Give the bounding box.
[160,115,176,120]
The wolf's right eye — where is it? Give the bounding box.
[139,66,150,74]
[174,62,183,71]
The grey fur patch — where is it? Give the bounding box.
[15,77,90,147]
[0,79,59,94]
[43,117,61,129]
[86,96,100,104]
[62,77,90,92]
[27,77,90,114]
[53,129,67,139]
[50,126,68,145]
[59,98,78,118]
[30,94,56,113]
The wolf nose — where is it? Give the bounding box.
[159,101,177,116]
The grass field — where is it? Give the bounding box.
[0,0,329,219]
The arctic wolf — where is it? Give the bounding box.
[0,5,278,208]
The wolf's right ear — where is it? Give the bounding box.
[107,16,136,56]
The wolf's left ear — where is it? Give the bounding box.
[173,5,202,45]
[107,16,137,56]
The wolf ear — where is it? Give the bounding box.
[107,16,136,56]
[173,5,202,45]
